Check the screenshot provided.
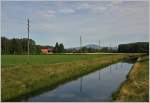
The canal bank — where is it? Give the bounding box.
[112,55,149,102]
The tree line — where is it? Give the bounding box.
[1,37,41,54]
[1,37,65,54]
[66,47,116,53]
[118,42,149,54]
[1,36,149,54]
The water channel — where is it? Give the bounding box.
[24,61,134,102]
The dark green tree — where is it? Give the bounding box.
[59,43,64,53]
[10,38,23,54]
[118,42,149,53]
[1,37,10,54]
[53,42,59,53]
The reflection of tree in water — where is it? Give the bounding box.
[123,59,136,64]
[116,63,118,70]
[110,65,112,73]
[121,63,123,69]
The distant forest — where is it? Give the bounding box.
[1,36,149,54]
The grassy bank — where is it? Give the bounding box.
[1,54,141,101]
[113,55,149,102]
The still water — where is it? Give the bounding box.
[25,62,133,102]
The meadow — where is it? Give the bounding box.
[1,54,143,101]
[2,54,114,67]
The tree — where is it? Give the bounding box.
[118,42,149,53]
[59,43,64,53]
[1,37,10,54]
[35,45,41,54]
[53,42,65,53]
[1,37,39,54]
[53,42,59,53]
[10,38,23,54]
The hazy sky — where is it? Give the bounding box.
[1,1,149,48]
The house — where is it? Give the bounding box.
[41,47,54,54]
[41,48,49,54]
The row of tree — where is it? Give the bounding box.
[1,36,149,54]
[1,37,41,54]
[118,42,149,53]
[66,47,116,53]
[1,37,65,54]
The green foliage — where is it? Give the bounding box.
[53,42,65,53]
[118,42,149,53]
[1,37,41,54]
[1,37,10,54]
[10,38,23,54]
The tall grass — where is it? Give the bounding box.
[113,55,149,102]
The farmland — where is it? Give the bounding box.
[2,54,122,67]
[1,53,142,101]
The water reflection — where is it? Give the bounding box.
[116,63,118,70]
[99,71,100,80]
[80,77,83,92]
[25,61,134,102]
[109,65,112,73]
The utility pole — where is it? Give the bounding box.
[109,43,112,52]
[27,18,30,56]
[99,40,100,49]
[80,36,82,49]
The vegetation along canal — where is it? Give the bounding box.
[24,61,134,102]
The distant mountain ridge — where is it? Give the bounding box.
[67,44,118,50]
[84,44,100,49]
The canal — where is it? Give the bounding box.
[24,61,134,102]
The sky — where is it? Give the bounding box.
[1,0,149,48]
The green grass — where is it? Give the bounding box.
[1,54,142,101]
[2,54,113,67]
[113,55,149,102]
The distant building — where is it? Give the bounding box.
[41,48,53,54]
[41,48,49,54]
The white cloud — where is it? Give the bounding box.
[76,3,91,10]
[47,10,56,14]
[36,10,56,18]
[2,1,148,47]
[59,8,75,14]
[75,2,109,14]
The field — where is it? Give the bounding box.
[1,54,142,101]
[113,55,149,102]
[2,54,117,67]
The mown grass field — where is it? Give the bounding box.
[2,54,114,67]
[113,55,149,102]
[1,54,142,101]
